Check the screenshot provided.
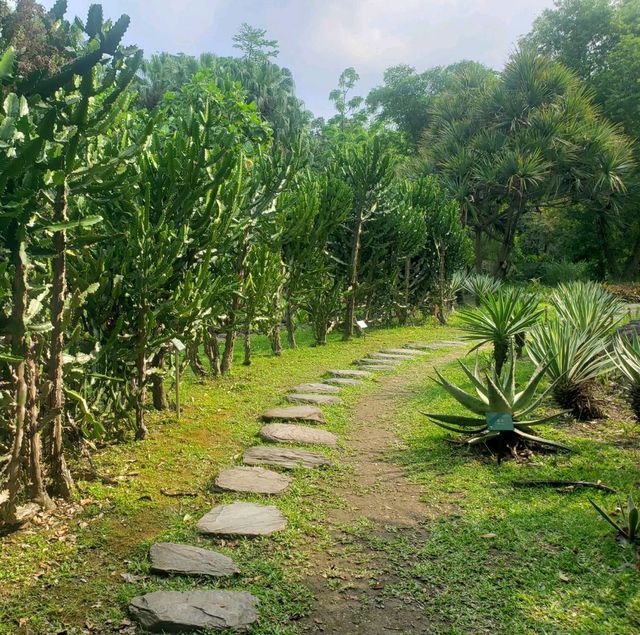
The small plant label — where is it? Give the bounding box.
[486,412,514,431]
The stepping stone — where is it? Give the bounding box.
[404,342,436,350]
[260,423,338,447]
[354,358,399,367]
[149,542,239,577]
[324,377,363,386]
[197,501,287,537]
[262,405,325,424]
[368,352,415,361]
[243,446,332,469]
[381,348,427,356]
[213,466,292,495]
[290,383,341,394]
[328,369,372,379]
[361,365,395,371]
[286,393,342,405]
[129,590,258,632]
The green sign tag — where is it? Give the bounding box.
[486,412,514,431]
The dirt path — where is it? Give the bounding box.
[297,351,461,635]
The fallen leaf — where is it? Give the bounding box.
[481,533,497,539]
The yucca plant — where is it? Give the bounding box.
[610,335,640,422]
[551,281,625,340]
[459,287,543,376]
[528,321,612,419]
[426,353,568,452]
[590,493,639,546]
[463,273,501,305]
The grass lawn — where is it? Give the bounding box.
[0,320,638,634]
[383,354,640,634]
[0,321,459,634]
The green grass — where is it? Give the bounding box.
[0,320,459,634]
[1,321,638,634]
[381,356,640,634]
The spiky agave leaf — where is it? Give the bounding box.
[551,281,625,340]
[610,335,640,421]
[512,428,570,451]
[433,368,488,415]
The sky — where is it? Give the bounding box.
[42,0,557,118]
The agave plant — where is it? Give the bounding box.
[426,353,568,451]
[551,281,625,340]
[610,335,640,421]
[459,287,543,376]
[528,321,612,419]
[590,493,639,545]
[463,273,501,306]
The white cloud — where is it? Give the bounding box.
[44,0,557,117]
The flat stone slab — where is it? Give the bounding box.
[381,348,427,356]
[328,369,372,379]
[213,466,292,495]
[149,542,239,577]
[404,342,436,350]
[286,393,342,405]
[129,590,258,632]
[360,365,395,371]
[324,378,364,386]
[243,446,332,469]
[197,501,287,537]
[290,383,341,394]
[354,358,399,367]
[368,352,415,361]
[262,405,325,424]
[260,423,338,446]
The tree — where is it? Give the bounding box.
[329,67,367,131]
[337,136,394,339]
[233,23,279,61]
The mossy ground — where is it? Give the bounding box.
[1,320,638,634]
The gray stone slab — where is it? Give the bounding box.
[404,342,436,350]
[324,377,364,386]
[361,365,395,371]
[286,393,342,405]
[260,423,338,446]
[368,352,416,361]
[213,466,292,495]
[380,348,428,356]
[243,446,332,469]
[262,405,325,424]
[129,590,258,632]
[354,358,399,367]
[197,501,287,537]
[328,369,372,379]
[149,542,239,577]
[290,383,341,394]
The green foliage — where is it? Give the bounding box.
[463,273,502,302]
[590,492,639,545]
[232,22,279,61]
[426,353,567,451]
[459,287,543,375]
[610,335,640,421]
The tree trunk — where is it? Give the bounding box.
[623,232,640,280]
[271,290,282,356]
[205,328,221,376]
[474,226,483,273]
[188,342,206,377]
[285,302,296,349]
[399,257,411,326]
[221,235,248,374]
[48,185,74,498]
[151,350,168,410]
[343,207,364,340]
[243,324,251,366]
[135,312,148,440]
[494,205,522,280]
[27,339,53,509]
[1,233,30,523]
